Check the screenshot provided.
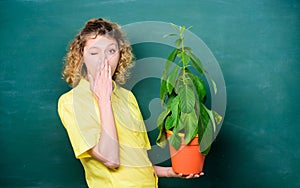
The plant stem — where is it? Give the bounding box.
[181,27,185,68]
[180,27,187,81]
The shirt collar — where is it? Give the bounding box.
[78,78,117,93]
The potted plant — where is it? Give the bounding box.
[156,24,222,175]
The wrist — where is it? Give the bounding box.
[166,168,170,177]
[97,98,112,116]
[97,97,112,105]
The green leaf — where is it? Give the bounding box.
[157,107,171,128]
[175,38,182,48]
[174,70,184,94]
[188,73,206,102]
[185,50,205,75]
[170,23,179,31]
[156,107,171,148]
[162,49,178,81]
[202,104,217,133]
[199,116,213,154]
[167,48,179,62]
[177,83,195,113]
[166,65,179,94]
[213,110,222,125]
[198,103,212,154]
[179,25,186,34]
[181,51,191,67]
[198,103,221,154]
[163,33,178,38]
[164,96,180,130]
[162,49,179,96]
[163,96,180,131]
[170,96,180,114]
[182,111,198,145]
[186,26,193,30]
[200,145,211,155]
[185,50,218,95]
[165,115,175,130]
[184,46,192,51]
[160,79,168,102]
[165,94,175,109]
[198,104,208,140]
[156,132,167,148]
[204,73,217,95]
[211,78,217,94]
[186,50,217,95]
[174,114,184,133]
[169,133,182,150]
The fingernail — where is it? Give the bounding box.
[200,172,205,176]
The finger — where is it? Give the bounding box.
[103,60,108,78]
[94,63,100,80]
[99,59,104,71]
[100,61,105,71]
[106,61,110,79]
[200,172,205,176]
[177,173,183,178]
[108,64,112,79]
[95,69,100,83]
[88,73,94,91]
[169,169,181,178]
[106,61,109,78]
[88,73,93,82]
[185,174,194,179]
[100,60,105,77]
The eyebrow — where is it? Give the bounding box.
[88,43,118,50]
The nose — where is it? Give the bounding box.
[98,53,108,64]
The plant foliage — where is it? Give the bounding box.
[156,24,222,155]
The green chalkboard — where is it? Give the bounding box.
[1,0,299,187]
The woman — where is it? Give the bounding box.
[58,18,202,187]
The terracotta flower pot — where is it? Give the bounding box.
[167,131,205,175]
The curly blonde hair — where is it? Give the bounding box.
[62,18,134,87]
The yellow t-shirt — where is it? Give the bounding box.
[58,78,158,188]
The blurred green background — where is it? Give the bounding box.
[0,0,299,187]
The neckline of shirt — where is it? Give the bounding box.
[79,78,117,93]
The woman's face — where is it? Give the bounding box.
[83,35,120,79]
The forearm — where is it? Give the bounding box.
[153,166,171,177]
[90,99,120,169]
[153,165,204,178]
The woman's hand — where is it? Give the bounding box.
[88,60,112,101]
[166,167,204,179]
[153,166,204,179]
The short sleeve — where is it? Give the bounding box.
[58,92,100,159]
